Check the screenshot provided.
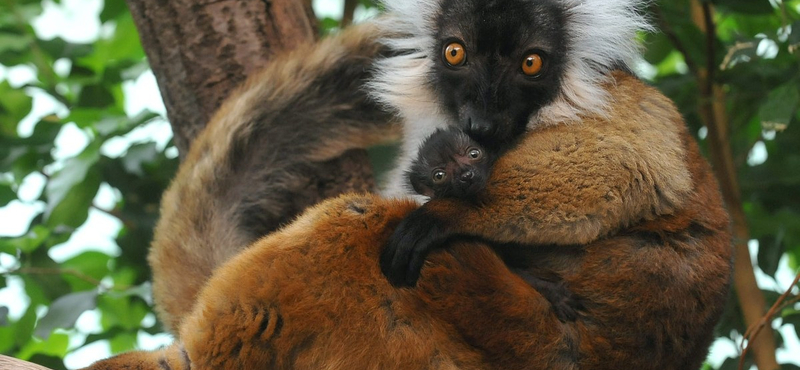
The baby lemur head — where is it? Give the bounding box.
[373,0,651,147]
[408,128,495,199]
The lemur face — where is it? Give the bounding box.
[429,0,568,148]
[408,128,494,199]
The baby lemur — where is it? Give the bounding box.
[407,127,495,200]
[408,127,580,321]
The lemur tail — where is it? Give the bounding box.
[148,22,399,333]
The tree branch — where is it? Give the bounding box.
[341,0,359,27]
[738,272,800,370]
[687,2,779,369]
[3,266,129,292]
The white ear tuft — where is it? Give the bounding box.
[537,0,654,125]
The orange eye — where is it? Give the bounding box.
[444,42,466,66]
[522,53,544,76]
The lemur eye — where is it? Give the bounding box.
[444,42,466,67]
[522,53,544,76]
[468,148,482,160]
[432,170,447,184]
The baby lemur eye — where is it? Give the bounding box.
[443,42,466,67]
[522,53,544,76]
[468,148,482,160]
[432,170,447,184]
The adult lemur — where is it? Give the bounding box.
[83,0,732,369]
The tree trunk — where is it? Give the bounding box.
[125,0,375,223]
[689,2,778,369]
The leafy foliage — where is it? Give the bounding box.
[0,0,175,367]
[0,0,798,369]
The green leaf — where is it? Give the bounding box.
[98,292,150,331]
[84,326,125,344]
[109,330,137,354]
[0,326,14,353]
[37,37,93,61]
[44,139,102,223]
[63,108,106,129]
[0,3,42,26]
[14,306,37,347]
[0,225,50,254]
[0,32,31,54]
[644,32,675,66]
[759,82,800,131]
[67,63,97,82]
[93,110,158,137]
[46,168,102,229]
[0,81,34,136]
[77,84,116,108]
[26,355,67,370]
[122,142,159,176]
[34,290,98,339]
[0,181,15,207]
[60,251,112,291]
[783,312,800,330]
[713,0,774,14]
[100,0,129,23]
[17,332,70,360]
[718,357,741,370]
[78,13,145,73]
[757,228,784,277]
[0,306,8,326]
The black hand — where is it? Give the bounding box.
[380,208,449,287]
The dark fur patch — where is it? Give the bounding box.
[430,0,569,145]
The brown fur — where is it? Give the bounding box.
[83,70,731,369]
[148,22,400,333]
[417,72,694,246]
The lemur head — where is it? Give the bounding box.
[429,0,569,147]
[408,127,494,199]
[372,0,651,148]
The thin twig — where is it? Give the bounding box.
[2,266,130,292]
[654,7,700,77]
[737,272,800,370]
[701,1,717,108]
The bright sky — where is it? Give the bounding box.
[0,0,796,369]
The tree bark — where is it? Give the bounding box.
[341,0,359,27]
[125,0,375,223]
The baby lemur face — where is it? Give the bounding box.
[430,0,568,147]
[408,128,495,199]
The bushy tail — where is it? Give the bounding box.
[148,22,399,333]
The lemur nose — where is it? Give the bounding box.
[460,171,474,183]
[466,117,496,139]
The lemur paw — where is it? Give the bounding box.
[380,208,448,287]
